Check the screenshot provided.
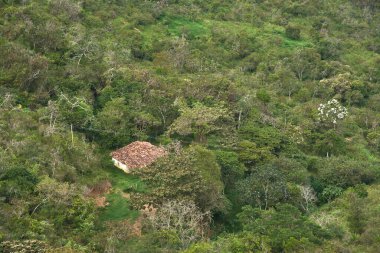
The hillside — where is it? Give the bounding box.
[0,0,379,252]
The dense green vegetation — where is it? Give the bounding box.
[0,0,379,252]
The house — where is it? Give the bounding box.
[111,141,166,173]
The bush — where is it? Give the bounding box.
[214,150,245,188]
[0,167,39,201]
[317,157,377,188]
[256,89,271,104]
[320,186,343,203]
[285,25,301,40]
[1,240,48,253]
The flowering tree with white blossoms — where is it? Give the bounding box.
[318,99,348,129]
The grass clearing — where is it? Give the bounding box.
[109,166,146,193]
[99,193,139,222]
[206,19,313,50]
[98,156,146,222]
[281,37,313,49]
[355,144,380,163]
[205,20,258,36]
[166,17,210,38]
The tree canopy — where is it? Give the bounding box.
[0,0,379,252]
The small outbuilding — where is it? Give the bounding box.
[111,141,166,173]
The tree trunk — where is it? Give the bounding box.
[237,110,242,129]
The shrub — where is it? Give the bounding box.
[285,25,301,40]
[317,157,377,188]
[256,89,271,104]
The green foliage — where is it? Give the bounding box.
[95,98,133,148]
[316,157,377,188]
[1,240,48,253]
[346,191,366,234]
[310,184,380,252]
[237,140,273,167]
[99,193,138,222]
[183,232,271,253]
[167,17,209,39]
[214,150,245,189]
[145,200,211,250]
[320,185,344,203]
[0,166,38,201]
[236,163,287,209]
[285,25,301,40]
[314,130,347,157]
[169,100,231,143]
[0,0,379,251]
[124,230,182,253]
[256,89,271,104]
[238,124,286,162]
[0,108,99,248]
[131,145,226,212]
[57,94,94,129]
[237,204,329,252]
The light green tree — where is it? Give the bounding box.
[95,97,133,148]
[169,99,230,143]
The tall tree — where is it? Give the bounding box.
[131,145,226,213]
[168,99,231,143]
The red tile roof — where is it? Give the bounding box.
[111,141,166,169]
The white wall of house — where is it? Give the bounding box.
[112,158,130,173]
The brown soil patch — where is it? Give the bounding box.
[121,216,143,237]
[121,192,131,199]
[88,180,112,196]
[94,196,109,207]
[86,180,112,207]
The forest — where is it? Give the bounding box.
[0,0,379,252]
